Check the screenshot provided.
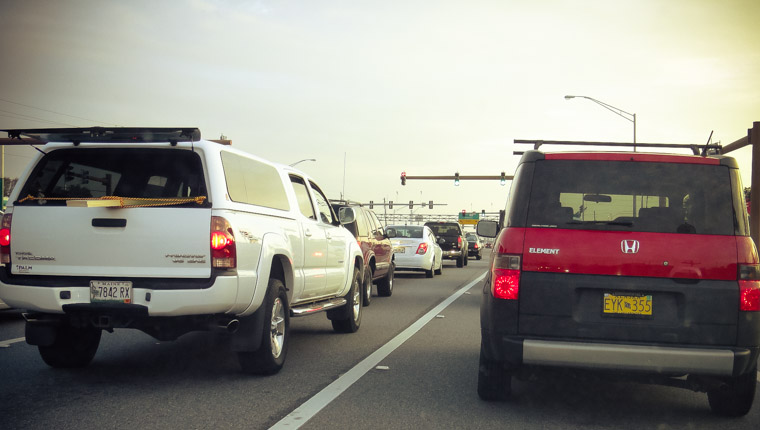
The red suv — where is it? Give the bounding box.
[477,148,759,416]
[332,202,394,305]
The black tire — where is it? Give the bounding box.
[331,267,362,333]
[464,254,469,266]
[707,365,757,417]
[425,259,435,278]
[456,255,464,268]
[238,278,290,375]
[362,267,373,307]
[434,259,443,275]
[477,343,511,401]
[38,324,101,368]
[377,262,394,297]
[476,254,482,261]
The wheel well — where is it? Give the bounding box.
[270,255,293,301]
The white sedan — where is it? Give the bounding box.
[386,225,443,278]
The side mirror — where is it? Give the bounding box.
[338,207,356,224]
[477,220,499,238]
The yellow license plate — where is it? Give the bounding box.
[603,293,652,316]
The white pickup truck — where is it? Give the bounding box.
[0,127,364,374]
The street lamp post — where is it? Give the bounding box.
[289,158,316,167]
[565,95,637,151]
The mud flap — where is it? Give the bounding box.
[230,306,267,352]
[25,320,61,347]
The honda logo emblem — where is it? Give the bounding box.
[621,240,640,254]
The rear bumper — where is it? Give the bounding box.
[484,334,759,378]
[441,250,463,259]
[0,275,240,317]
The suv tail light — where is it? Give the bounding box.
[457,236,462,249]
[211,216,236,269]
[0,214,11,264]
[738,264,760,311]
[416,242,428,255]
[491,254,521,300]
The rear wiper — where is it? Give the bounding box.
[565,220,633,227]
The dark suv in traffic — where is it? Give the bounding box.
[477,148,759,416]
[331,202,394,305]
[425,221,468,267]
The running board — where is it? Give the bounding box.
[290,298,347,317]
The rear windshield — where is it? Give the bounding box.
[388,226,423,238]
[527,160,735,235]
[16,148,207,207]
[426,224,460,236]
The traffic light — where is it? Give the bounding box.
[429,200,433,209]
[500,171,506,186]
[409,200,413,209]
[482,209,486,216]
[389,200,393,209]
[454,172,460,186]
[400,171,406,186]
[369,200,373,209]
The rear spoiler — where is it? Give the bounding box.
[2,127,201,145]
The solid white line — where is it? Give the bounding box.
[269,272,487,430]
[0,337,26,348]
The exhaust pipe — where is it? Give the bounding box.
[226,319,240,333]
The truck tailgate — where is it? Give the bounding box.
[10,206,212,279]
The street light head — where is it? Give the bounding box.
[564,95,576,100]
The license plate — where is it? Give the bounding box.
[603,293,652,316]
[394,247,405,253]
[90,280,133,304]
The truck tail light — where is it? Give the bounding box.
[211,216,236,269]
[457,236,462,249]
[416,242,428,255]
[491,254,521,300]
[0,214,11,264]
[738,264,760,311]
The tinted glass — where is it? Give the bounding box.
[528,160,735,235]
[388,226,423,238]
[290,175,316,220]
[221,152,289,210]
[17,148,207,206]
[309,181,334,224]
[354,208,370,236]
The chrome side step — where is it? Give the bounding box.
[291,298,347,317]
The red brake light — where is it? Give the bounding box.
[491,254,521,300]
[0,214,11,264]
[738,264,760,311]
[416,242,428,255]
[211,216,236,268]
[457,236,462,248]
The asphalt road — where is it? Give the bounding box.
[1,251,759,429]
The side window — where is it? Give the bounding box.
[369,211,384,236]
[220,152,289,211]
[354,209,370,236]
[290,175,316,220]
[309,181,334,224]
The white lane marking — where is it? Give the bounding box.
[270,272,487,430]
[0,337,26,348]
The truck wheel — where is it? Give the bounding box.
[425,259,435,278]
[362,267,373,307]
[707,364,757,416]
[456,255,464,268]
[477,344,511,401]
[238,279,290,375]
[464,255,469,266]
[38,324,101,368]
[434,259,443,275]
[376,262,394,297]
[476,254,482,261]
[331,267,362,333]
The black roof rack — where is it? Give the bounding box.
[514,140,723,157]
[2,127,201,145]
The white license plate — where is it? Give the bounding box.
[394,247,405,253]
[90,280,133,304]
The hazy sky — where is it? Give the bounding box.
[1,0,759,217]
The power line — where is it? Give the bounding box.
[0,97,119,126]
[0,110,77,127]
